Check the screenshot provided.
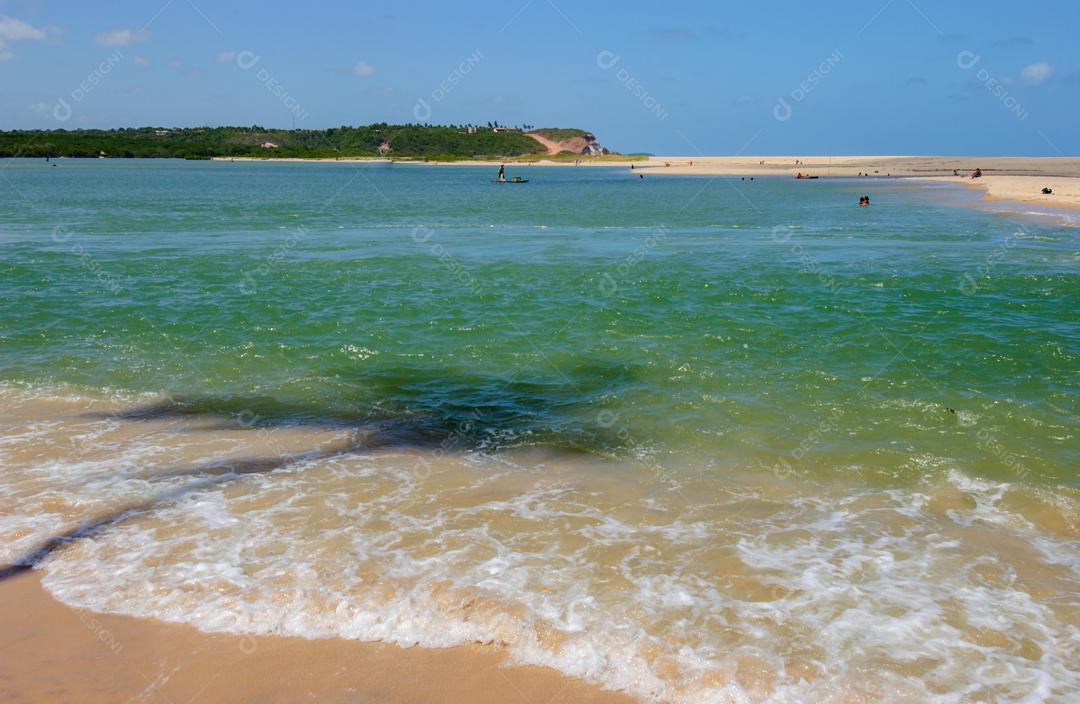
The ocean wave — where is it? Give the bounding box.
[2,388,1078,703]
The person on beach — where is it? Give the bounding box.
[971,168,982,179]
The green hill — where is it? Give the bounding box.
[0,124,583,160]
[529,128,590,142]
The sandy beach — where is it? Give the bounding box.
[0,570,631,704]
[635,156,1080,210]
[0,388,638,704]
[920,174,1080,210]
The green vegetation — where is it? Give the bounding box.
[519,151,645,163]
[530,128,590,142]
[0,124,578,160]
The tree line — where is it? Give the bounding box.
[0,124,571,159]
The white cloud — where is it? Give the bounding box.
[133,55,151,67]
[92,27,150,48]
[1020,61,1052,85]
[352,61,375,77]
[0,15,55,59]
[215,50,235,64]
[0,15,45,41]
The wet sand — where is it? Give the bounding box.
[0,570,632,704]
[920,174,1080,210]
[0,389,634,704]
[4,385,1079,702]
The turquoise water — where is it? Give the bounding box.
[2,159,1077,484]
[3,159,1080,702]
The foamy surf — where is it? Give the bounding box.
[1,385,1077,703]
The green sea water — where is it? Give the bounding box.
[2,159,1076,485]
[4,159,1080,702]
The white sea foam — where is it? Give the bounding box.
[2,385,1079,703]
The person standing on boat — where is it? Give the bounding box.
[497,164,506,182]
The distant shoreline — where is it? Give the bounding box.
[208,155,644,166]
[23,152,1080,217]
[208,154,1080,211]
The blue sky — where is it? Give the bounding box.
[1,0,1077,154]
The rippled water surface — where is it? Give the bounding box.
[1,159,1078,702]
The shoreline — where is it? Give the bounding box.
[916,174,1080,211]
[0,569,632,704]
[622,156,1080,212]
[210,154,1080,210]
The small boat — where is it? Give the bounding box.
[492,177,529,184]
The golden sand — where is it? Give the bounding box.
[0,570,631,704]
[636,156,1080,210]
